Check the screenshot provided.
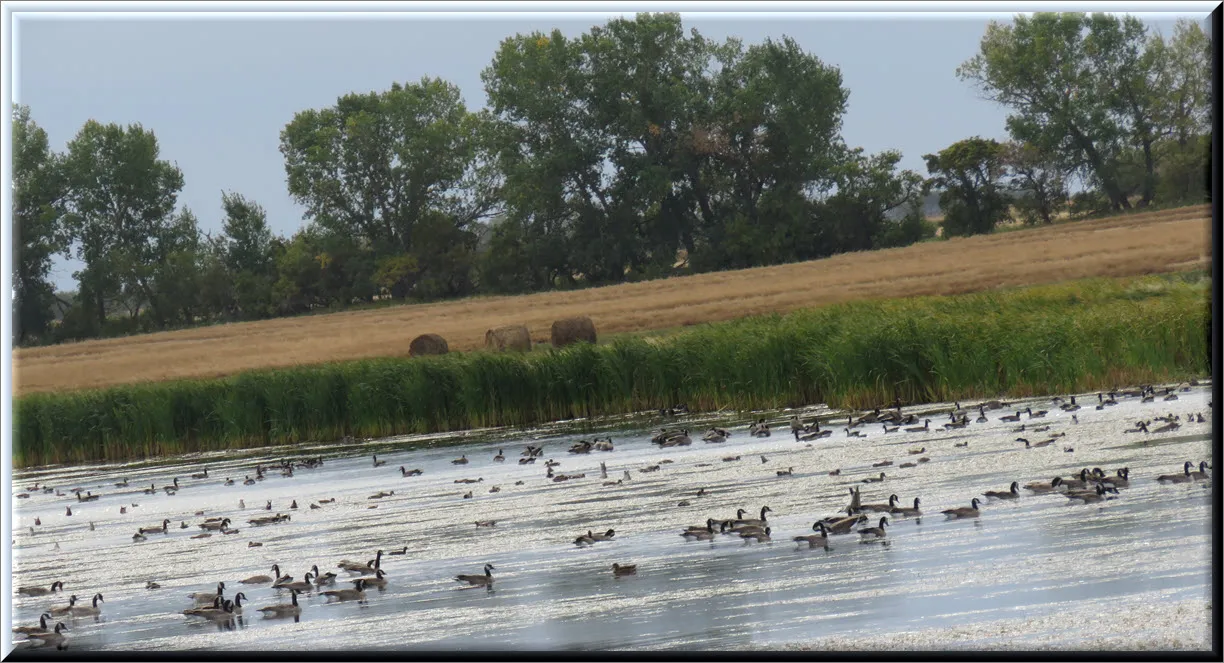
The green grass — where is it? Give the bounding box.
[12,273,1211,468]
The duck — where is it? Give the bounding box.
[611,563,638,577]
[858,516,889,539]
[452,455,469,465]
[890,497,922,517]
[257,589,302,618]
[17,581,64,597]
[793,522,831,547]
[941,498,982,519]
[1157,462,1195,484]
[455,563,495,588]
[69,593,104,617]
[1023,477,1065,494]
[983,482,1021,500]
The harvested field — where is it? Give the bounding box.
[12,205,1212,396]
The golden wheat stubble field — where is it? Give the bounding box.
[13,205,1213,396]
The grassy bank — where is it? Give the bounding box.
[12,274,1210,468]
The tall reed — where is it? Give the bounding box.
[13,274,1210,468]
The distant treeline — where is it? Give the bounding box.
[12,13,1211,346]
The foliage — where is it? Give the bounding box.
[923,137,1011,237]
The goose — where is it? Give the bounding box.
[1000,411,1022,423]
[240,564,285,585]
[1066,484,1112,503]
[1027,407,1048,418]
[941,498,982,519]
[860,494,899,513]
[199,518,231,531]
[862,472,886,484]
[793,522,831,547]
[591,529,616,542]
[1023,477,1065,494]
[184,598,236,621]
[1156,462,1195,483]
[954,441,969,448]
[1024,438,1056,448]
[189,582,226,605]
[1100,468,1131,489]
[858,516,889,539]
[739,526,771,542]
[277,574,315,593]
[132,531,147,542]
[65,507,72,517]
[1189,462,1211,480]
[163,477,181,493]
[904,420,930,433]
[339,550,384,574]
[612,563,638,577]
[890,497,922,517]
[399,466,423,477]
[574,532,597,546]
[48,595,77,616]
[372,455,386,467]
[190,467,209,480]
[452,455,469,465]
[258,589,302,618]
[882,424,899,434]
[681,523,717,541]
[142,483,157,495]
[310,565,338,586]
[386,546,409,556]
[872,460,893,467]
[475,520,498,528]
[224,478,235,486]
[69,593,104,617]
[146,581,161,590]
[776,467,794,477]
[975,407,988,423]
[703,429,728,444]
[139,519,171,535]
[825,514,869,535]
[23,622,68,649]
[493,449,505,462]
[908,447,926,455]
[12,613,53,635]
[1061,396,1080,412]
[733,507,772,527]
[1061,469,1093,490]
[983,482,1021,500]
[18,581,64,597]
[354,568,388,589]
[455,564,495,588]
[845,428,866,438]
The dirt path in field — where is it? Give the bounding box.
[13,205,1212,396]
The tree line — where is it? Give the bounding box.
[12,13,1211,346]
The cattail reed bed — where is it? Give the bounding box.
[13,274,1209,468]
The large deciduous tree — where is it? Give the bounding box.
[11,104,69,344]
[923,137,1011,237]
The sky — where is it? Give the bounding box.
[12,11,1207,291]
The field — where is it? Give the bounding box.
[12,204,1212,397]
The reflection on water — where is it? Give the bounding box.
[8,385,1213,652]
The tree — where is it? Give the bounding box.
[62,120,185,331]
[923,137,1011,237]
[11,104,69,344]
[219,191,276,318]
[1002,141,1069,224]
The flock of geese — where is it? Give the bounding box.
[10,382,1213,650]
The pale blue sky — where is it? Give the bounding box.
[13,12,1204,291]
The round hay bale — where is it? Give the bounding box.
[409,333,449,358]
[551,316,597,348]
[485,325,532,352]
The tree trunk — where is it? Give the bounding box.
[1068,125,1131,211]
[1139,139,1156,207]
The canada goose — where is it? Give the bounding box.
[1024,438,1056,448]
[1066,484,1112,503]
[190,467,209,480]
[1000,411,1022,423]
[1189,462,1210,480]
[355,568,388,589]
[199,518,231,531]
[186,598,237,622]
[904,420,930,433]
[452,455,469,465]
[845,428,866,438]
[953,441,969,448]
[890,497,922,517]
[1024,477,1064,494]
[241,564,284,585]
[475,520,497,528]
[23,622,68,649]
[48,595,78,616]
[1061,396,1080,412]
[733,507,773,527]
[12,613,53,635]
[1027,407,1047,418]
[65,507,72,517]
[703,429,728,444]
[591,529,616,541]
[975,407,988,423]
[277,574,315,593]
[740,527,772,542]
[1061,469,1093,490]
[68,593,103,617]
[18,581,64,597]
[612,563,638,577]
[455,563,495,588]
[372,455,386,467]
[258,589,302,618]
[132,531,148,542]
[788,520,831,547]
[825,514,869,535]
[776,467,794,477]
[858,516,889,539]
[1100,468,1131,488]
[310,565,338,586]
[574,532,597,546]
[862,472,886,484]
[1156,462,1195,483]
[386,546,409,556]
[942,498,982,519]
[984,482,1021,500]
[682,523,717,541]
[139,519,171,535]
[189,582,226,605]
[861,494,899,513]
[339,550,384,574]
[828,469,841,476]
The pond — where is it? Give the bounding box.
[7,384,1214,652]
